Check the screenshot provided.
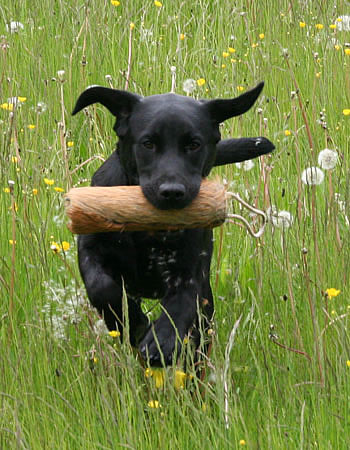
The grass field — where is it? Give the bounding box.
[1,0,350,448]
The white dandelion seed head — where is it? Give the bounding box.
[337,15,350,32]
[267,206,294,229]
[182,79,196,94]
[317,148,338,170]
[6,21,24,33]
[236,160,255,171]
[57,70,66,81]
[35,101,47,114]
[301,166,324,185]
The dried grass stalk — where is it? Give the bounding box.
[65,180,226,234]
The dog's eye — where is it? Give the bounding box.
[142,140,155,150]
[186,141,201,152]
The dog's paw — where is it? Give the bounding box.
[139,323,182,366]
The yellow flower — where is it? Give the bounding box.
[334,44,341,51]
[153,369,165,388]
[346,360,350,367]
[145,368,165,388]
[174,370,187,390]
[44,178,54,186]
[228,47,236,53]
[251,42,259,48]
[1,103,14,111]
[221,64,226,68]
[231,58,237,63]
[67,141,74,148]
[108,330,121,338]
[129,22,135,30]
[93,357,98,364]
[179,33,185,40]
[3,187,10,193]
[11,156,18,164]
[329,24,336,29]
[111,0,120,5]
[32,188,38,195]
[148,400,161,408]
[259,33,265,39]
[239,440,246,446]
[237,86,245,92]
[316,72,321,78]
[54,187,64,192]
[27,124,36,130]
[326,288,340,299]
[18,97,27,102]
[315,24,324,30]
[197,78,206,87]
[222,51,229,58]
[345,49,350,56]
[9,240,16,245]
[61,241,70,252]
[343,109,350,116]
[299,22,306,28]
[154,0,162,7]
[284,129,292,136]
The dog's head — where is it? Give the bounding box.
[73,83,264,210]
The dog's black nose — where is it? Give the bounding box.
[158,183,186,201]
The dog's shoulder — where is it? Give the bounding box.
[91,151,128,186]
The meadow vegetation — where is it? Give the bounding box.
[1,0,350,448]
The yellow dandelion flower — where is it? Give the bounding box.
[326,288,340,299]
[180,33,185,40]
[61,241,70,252]
[154,0,162,7]
[148,400,161,408]
[11,156,18,164]
[1,103,14,111]
[67,141,74,148]
[145,367,153,378]
[18,97,26,102]
[329,24,336,29]
[111,0,120,5]
[108,330,121,338]
[259,33,265,39]
[239,440,246,446]
[9,240,16,245]
[129,22,135,30]
[284,129,292,136]
[221,64,226,68]
[174,370,187,390]
[197,78,206,87]
[27,124,36,130]
[345,49,350,56]
[299,22,306,28]
[153,369,165,388]
[334,44,341,51]
[93,357,98,364]
[315,24,324,30]
[3,187,10,193]
[316,72,321,78]
[32,188,38,195]
[54,187,64,192]
[222,51,229,58]
[228,47,236,53]
[44,178,54,186]
[336,17,342,22]
[346,360,350,367]
[237,86,245,92]
[343,109,350,116]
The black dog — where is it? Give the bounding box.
[72,82,274,365]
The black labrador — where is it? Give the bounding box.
[72,82,274,365]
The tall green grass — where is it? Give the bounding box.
[1,0,350,448]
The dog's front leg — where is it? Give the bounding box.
[139,282,199,366]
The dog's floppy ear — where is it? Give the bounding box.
[72,86,141,136]
[214,137,275,166]
[205,81,264,124]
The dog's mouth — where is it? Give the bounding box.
[141,183,200,211]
